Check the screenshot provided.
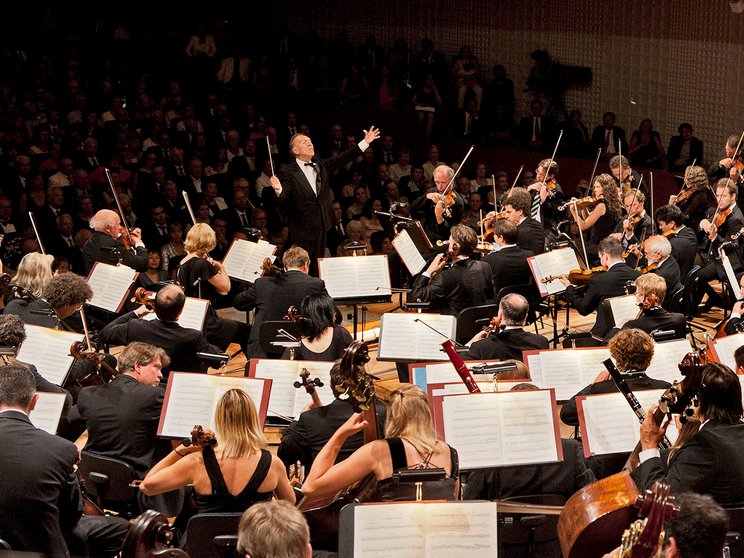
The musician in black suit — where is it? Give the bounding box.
[0,364,128,556]
[410,164,466,245]
[496,187,545,255]
[483,220,533,296]
[462,293,549,361]
[82,209,149,273]
[604,274,687,342]
[642,235,682,308]
[234,246,329,359]
[98,284,221,375]
[724,275,744,336]
[561,328,671,427]
[613,189,652,255]
[560,237,641,338]
[410,225,494,316]
[707,134,739,180]
[632,362,744,505]
[655,204,698,280]
[696,179,744,311]
[668,166,716,238]
[269,127,380,275]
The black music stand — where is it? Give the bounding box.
[258,321,302,358]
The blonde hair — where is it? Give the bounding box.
[385,384,438,455]
[237,501,309,558]
[14,252,54,298]
[214,389,267,458]
[635,272,666,301]
[184,222,217,256]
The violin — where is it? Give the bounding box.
[557,195,604,212]
[294,367,324,408]
[0,273,37,302]
[70,340,118,387]
[284,305,302,322]
[714,206,732,228]
[261,257,282,277]
[661,229,675,238]
[117,225,136,250]
[542,266,607,285]
[189,424,217,448]
[483,316,501,335]
[638,262,658,274]
[130,287,156,310]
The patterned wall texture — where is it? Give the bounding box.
[276,0,744,161]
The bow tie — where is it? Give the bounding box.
[304,162,316,168]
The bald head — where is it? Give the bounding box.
[90,209,121,238]
[155,284,186,321]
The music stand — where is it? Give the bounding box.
[395,219,433,252]
[258,321,302,358]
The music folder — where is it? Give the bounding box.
[17,324,84,386]
[86,262,139,313]
[377,313,457,362]
[709,332,744,372]
[527,247,580,297]
[29,391,67,435]
[318,255,392,299]
[222,238,277,283]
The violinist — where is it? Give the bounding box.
[82,209,148,274]
[482,219,533,295]
[604,274,686,342]
[642,235,682,307]
[410,164,464,244]
[526,158,564,229]
[567,173,622,265]
[668,165,716,238]
[499,187,545,255]
[559,237,640,339]
[655,204,698,279]
[613,189,652,257]
[410,224,494,316]
[233,246,328,359]
[696,178,744,312]
[707,133,740,181]
[609,155,644,199]
[632,362,744,505]
[461,293,549,361]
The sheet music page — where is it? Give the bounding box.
[319,255,391,298]
[442,390,559,468]
[352,501,498,557]
[712,333,744,371]
[222,239,277,283]
[608,294,640,328]
[392,229,426,276]
[526,353,545,385]
[252,360,334,418]
[424,362,519,386]
[646,339,691,384]
[579,389,678,456]
[142,297,209,330]
[87,262,138,312]
[530,248,580,296]
[438,380,523,394]
[378,313,456,361]
[29,391,66,434]
[159,374,268,437]
[17,325,82,386]
[722,252,741,299]
[535,348,610,400]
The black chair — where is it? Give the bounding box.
[679,264,702,319]
[664,284,685,313]
[78,451,140,517]
[455,303,499,345]
[495,283,543,334]
[185,513,243,558]
[258,320,302,358]
[725,505,744,558]
[497,494,565,558]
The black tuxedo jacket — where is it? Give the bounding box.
[652,257,682,307]
[666,135,704,170]
[69,375,168,478]
[411,258,494,316]
[0,411,81,556]
[565,263,640,337]
[517,217,545,255]
[99,311,221,373]
[234,270,328,358]
[82,230,149,273]
[140,221,171,250]
[606,307,687,342]
[705,205,744,268]
[4,297,59,328]
[462,328,549,361]
[632,421,744,505]
[483,245,534,296]
[590,125,628,155]
[668,225,698,279]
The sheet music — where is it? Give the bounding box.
[608,294,639,328]
[158,373,269,438]
[442,390,560,468]
[531,348,610,400]
[392,229,426,276]
[29,391,66,434]
[423,362,522,386]
[142,296,209,330]
[319,255,392,298]
[378,313,456,361]
[251,359,335,418]
[437,380,524,395]
[722,251,741,300]
[529,248,580,296]
[645,339,691,384]
[579,389,678,456]
[87,262,138,312]
[350,502,498,557]
[222,239,277,283]
[17,325,83,386]
[711,333,744,371]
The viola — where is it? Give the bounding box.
[542,266,607,285]
[261,257,282,277]
[633,291,659,320]
[714,206,732,228]
[673,182,703,205]
[284,305,302,322]
[130,287,156,310]
[661,229,675,238]
[294,367,324,408]
[70,340,118,387]
[0,273,36,302]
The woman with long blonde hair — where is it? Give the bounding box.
[13,252,55,298]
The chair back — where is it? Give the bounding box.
[497,494,565,558]
[679,264,701,318]
[258,321,302,357]
[664,284,685,313]
[455,303,499,345]
[185,513,243,558]
[495,283,539,323]
[725,505,744,558]
[78,451,139,512]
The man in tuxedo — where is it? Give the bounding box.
[483,219,533,296]
[613,189,652,258]
[234,246,329,359]
[410,164,465,245]
[98,284,221,375]
[140,206,171,250]
[502,187,545,255]
[560,237,640,338]
[590,111,627,161]
[82,209,148,273]
[707,133,739,180]
[270,126,380,275]
[655,204,698,280]
[462,293,549,361]
[643,235,682,307]
[326,201,347,256]
[49,214,85,273]
[0,364,128,556]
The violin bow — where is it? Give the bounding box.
[491,174,497,211]
[650,172,655,235]
[585,147,602,196]
[28,212,46,255]
[266,136,275,177]
[539,129,563,196]
[182,191,197,225]
[104,168,135,247]
[710,130,744,228]
[439,144,475,199]
[505,164,523,200]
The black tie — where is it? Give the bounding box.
[239,212,249,227]
[305,162,320,194]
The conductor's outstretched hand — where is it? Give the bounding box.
[363,126,381,144]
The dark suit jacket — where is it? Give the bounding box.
[652,257,682,308]
[0,410,81,556]
[590,125,628,155]
[705,205,744,270]
[605,307,687,343]
[668,225,698,279]
[463,328,549,361]
[483,245,534,296]
[565,263,641,337]
[517,116,554,151]
[666,135,704,171]
[517,217,545,255]
[632,421,744,505]
[233,270,328,358]
[410,258,494,316]
[99,311,221,373]
[68,375,168,477]
[82,230,149,273]
[4,297,59,328]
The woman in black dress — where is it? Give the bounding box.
[281,293,351,361]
